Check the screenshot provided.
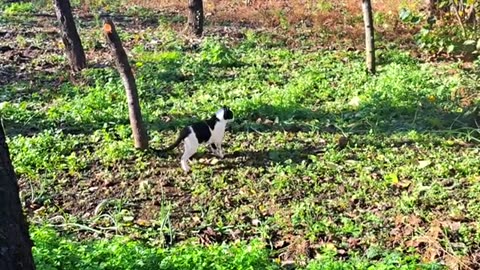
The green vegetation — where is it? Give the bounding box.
[32,227,278,270]
[32,226,441,269]
[1,1,479,269]
[399,2,480,56]
[2,2,36,16]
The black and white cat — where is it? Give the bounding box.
[154,107,234,172]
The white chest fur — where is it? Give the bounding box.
[208,121,226,144]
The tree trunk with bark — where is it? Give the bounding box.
[103,19,149,150]
[53,0,86,72]
[426,0,437,19]
[187,0,204,37]
[362,0,375,74]
[465,4,477,26]
[0,123,36,270]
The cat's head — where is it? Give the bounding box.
[216,106,234,123]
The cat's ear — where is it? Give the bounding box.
[223,107,234,121]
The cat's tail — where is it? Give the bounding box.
[150,127,191,154]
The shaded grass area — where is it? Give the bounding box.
[1,6,480,268]
[3,44,478,137]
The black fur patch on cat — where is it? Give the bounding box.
[189,114,223,143]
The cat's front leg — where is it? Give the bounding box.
[181,159,190,172]
[209,144,218,155]
[209,143,222,158]
[215,143,224,158]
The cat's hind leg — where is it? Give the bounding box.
[181,133,199,173]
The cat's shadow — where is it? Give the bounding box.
[208,146,327,170]
[152,148,318,170]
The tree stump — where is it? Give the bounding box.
[103,19,149,150]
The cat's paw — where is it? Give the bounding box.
[181,160,190,173]
[211,149,224,158]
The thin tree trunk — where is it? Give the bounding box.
[187,0,204,37]
[465,4,476,26]
[362,0,375,74]
[0,122,36,270]
[103,19,149,150]
[53,0,86,72]
[426,0,437,19]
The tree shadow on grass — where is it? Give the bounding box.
[2,11,478,140]
[149,99,479,139]
[201,106,479,171]
[149,98,478,172]
[156,145,325,172]
[4,88,478,142]
[222,147,326,169]
[2,116,50,138]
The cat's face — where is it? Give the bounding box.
[217,107,234,122]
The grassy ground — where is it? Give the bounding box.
[1,1,479,269]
